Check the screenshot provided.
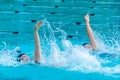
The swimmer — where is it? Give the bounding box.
[17,20,42,63]
[83,14,98,51]
[83,14,119,58]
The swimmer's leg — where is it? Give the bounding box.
[34,20,43,63]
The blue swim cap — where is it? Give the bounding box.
[82,43,88,46]
[17,53,26,62]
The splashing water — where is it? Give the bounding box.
[0,42,20,66]
[40,20,120,76]
[0,20,120,77]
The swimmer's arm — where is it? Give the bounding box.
[34,20,42,63]
[84,14,98,50]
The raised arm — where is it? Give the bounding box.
[84,14,98,51]
[34,20,42,63]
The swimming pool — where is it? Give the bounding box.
[0,0,120,80]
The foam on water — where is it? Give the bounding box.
[0,42,20,66]
[0,20,120,77]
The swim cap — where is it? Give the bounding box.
[82,43,88,46]
[17,53,26,62]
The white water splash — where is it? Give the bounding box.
[0,20,120,76]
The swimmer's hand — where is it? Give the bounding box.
[35,20,43,30]
[84,14,90,23]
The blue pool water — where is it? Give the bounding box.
[0,20,120,80]
[0,0,120,80]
